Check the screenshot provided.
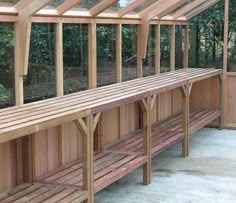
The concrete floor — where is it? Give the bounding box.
[95,128,236,203]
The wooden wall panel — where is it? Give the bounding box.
[61,123,82,165]
[121,102,140,138]
[33,127,61,178]
[101,108,120,146]
[190,76,220,111]
[225,75,236,126]
[172,89,183,114]
[159,91,172,120]
[0,142,12,193]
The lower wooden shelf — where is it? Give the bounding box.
[1,110,220,201]
[0,183,87,203]
[38,151,147,194]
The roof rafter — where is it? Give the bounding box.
[57,0,82,15]
[14,0,32,11]
[172,0,207,19]
[117,0,145,17]
[140,0,187,20]
[186,0,220,20]
[156,0,188,19]
[90,0,119,17]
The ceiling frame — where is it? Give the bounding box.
[90,0,119,17]
[172,0,207,20]
[186,0,221,19]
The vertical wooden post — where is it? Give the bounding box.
[55,22,64,167]
[155,24,161,75]
[183,24,189,68]
[88,23,97,89]
[137,24,143,78]
[142,97,151,185]
[222,0,229,126]
[219,74,223,130]
[155,24,161,122]
[55,22,64,97]
[82,116,94,203]
[182,84,190,157]
[116,24,122,83]
[13,23,24,185]
[170,25,176,115]
[170,24,176,71]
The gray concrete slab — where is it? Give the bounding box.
[95,128,236,203]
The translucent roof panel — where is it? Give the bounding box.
[73,0,103,11]
[130,0,159,13]
[104,0,136,13]
[44,0,65,9]
[0,0,20,7]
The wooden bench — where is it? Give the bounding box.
[0,68,222,203]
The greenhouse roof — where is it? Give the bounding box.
[0,0,220,23]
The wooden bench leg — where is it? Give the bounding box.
[181,84,190,157]
[219,74,224,130]
[140,96,153,185]
[74,116,94,203]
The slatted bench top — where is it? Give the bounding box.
[0,68,222,143]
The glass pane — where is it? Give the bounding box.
[189,1,224,68]
[160,25,171,73]
[63,24,88,94]
[175,25,183,69]
[143,25,155,77]
[122,25,137,81]
[74,0,103,11]
[129,0,158,14]
[104,0,136,13]
[0,23,14,109]
[0,0,20,6]
[24,23,56,103]
[97,25,116,87]
[44,0,65,9]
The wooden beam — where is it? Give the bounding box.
[186,0,220,20]
[140,19,150,59]
[14,0,32,11]
[222,0,229,126]
[15,0,52,75]
[82,116,94,203]
[172,0,207,19]
[142,97,152,185]
[155,24,161,74]
[57,0,83,15]
[90,0,118,17]
[14,23,24,105]
[183,24,189,68]
[116,24,122,82]
[30,15,188,25]
[88,23,97,89]
[140,0,187,21]
[157,0,187,19]
[19,0,52,15]
[16,14,31,75]
[55,23,64,97]
[182,83,190,157]
[137,24,143,78]
[117,0,145,17]
[170,24,176,71]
